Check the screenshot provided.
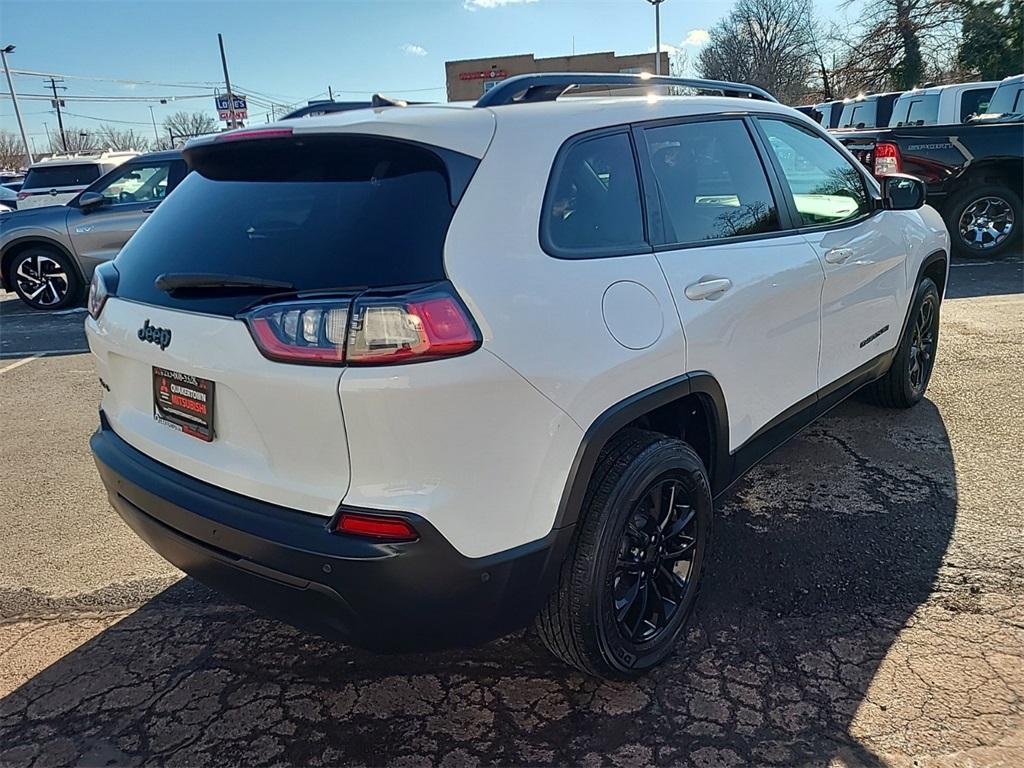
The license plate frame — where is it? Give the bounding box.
[152,366,215,442]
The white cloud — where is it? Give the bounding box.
[649,42,681,54]
[682,28,710,46]
[401,43,428,57]
[463,0,539,11]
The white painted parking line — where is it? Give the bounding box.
[50,307,88,315]
[950,261,998,267]
[0,348,90,362]
[0,356,40,374]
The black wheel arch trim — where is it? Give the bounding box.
[552,371,731,530]
[0,236,84,291]
[914,248,948,304]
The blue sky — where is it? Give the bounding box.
[1,0,847,151]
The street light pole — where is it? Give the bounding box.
[148,105,159,143]
[645,0,665,75]
[0,44,34,166]
[217,33,239,129]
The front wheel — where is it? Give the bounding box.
[8,247,82,310]
[535,430,713,678]
[862,277,940,409]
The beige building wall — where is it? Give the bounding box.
[445,51,670,102]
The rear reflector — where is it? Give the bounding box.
[874,142,901,177]
[335,512,418,541]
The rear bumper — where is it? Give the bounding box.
[91,414,572,651]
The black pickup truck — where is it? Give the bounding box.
[834,118,1023,257]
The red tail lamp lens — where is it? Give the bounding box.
[243,284,480,367]
[245,299,350,364]
[874,142,901,176]
[346,293,480,365]
[335,512,418,541]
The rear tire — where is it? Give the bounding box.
[8,246,82,310]
[862,277,940,409]
[943,183,1021,259]
[535,429,712,678]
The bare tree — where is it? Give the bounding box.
[50,128,99,154]
[697,0,818,104]
[162,111,218,146]
[836,0,963,91]
[96,125,150,153]
[0,129,29,171]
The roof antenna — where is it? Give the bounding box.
[371,94,408,108]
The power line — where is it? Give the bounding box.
[9,67,219,90]
[0,92,214,102]
[331,85,447,94]
[61,111,153,126]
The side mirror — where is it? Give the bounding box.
[881,174,926,211]
[78,191,105,210]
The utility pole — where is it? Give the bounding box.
[45,76,68,151]
[148,105,159,142]
[217,33,238,129]
[645,0,665,75]
[1,44,33,166]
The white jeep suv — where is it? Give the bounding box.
[87,74,949,678]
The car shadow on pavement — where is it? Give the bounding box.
[0,399,955,767]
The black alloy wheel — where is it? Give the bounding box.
[908,292,937,395]
[536,430,712,678]
[613,476,700,644]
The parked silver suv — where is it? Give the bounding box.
[0,150,187,309]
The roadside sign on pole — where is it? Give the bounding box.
[215,95,248,121]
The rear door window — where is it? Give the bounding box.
[960,88,994,121]
[642,119,780,245]
[839,102,877,129]
[542,131,647,257]
[891,95,939,126]
[24,164,101,189]
[113,136,473,316]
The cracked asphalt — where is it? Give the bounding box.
[0,256,1022,767]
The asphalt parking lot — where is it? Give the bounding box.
[0,254,1022,768]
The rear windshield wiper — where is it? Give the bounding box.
[155,273,295,293]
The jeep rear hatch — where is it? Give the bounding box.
[89,132,479,515]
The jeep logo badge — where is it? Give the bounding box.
[138,319,172,350]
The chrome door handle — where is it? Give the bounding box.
[684,277,733,301]
[142,204,159,213]
[824,247,854,264]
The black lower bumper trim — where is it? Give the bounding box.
[91,414,573,651]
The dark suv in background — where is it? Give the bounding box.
[0,150,187,310]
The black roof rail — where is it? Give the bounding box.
[474,73,778,108]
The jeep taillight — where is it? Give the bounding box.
[874,142,901,177]
[242,282,481,366]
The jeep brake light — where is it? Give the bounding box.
[16,191,28,200]
[874,142,901,177]
[242,283,481,366]
[215,127,294,142]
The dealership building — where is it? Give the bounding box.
[445,51,670,102]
